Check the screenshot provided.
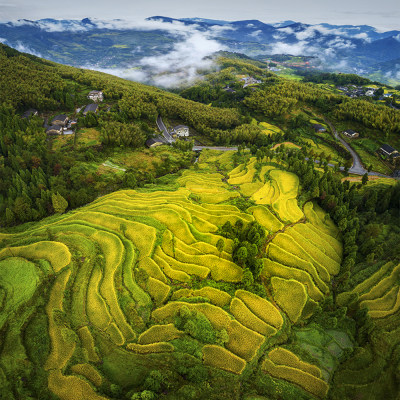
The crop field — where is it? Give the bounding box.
[0,152,349,399]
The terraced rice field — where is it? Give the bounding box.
[0,152,346,399]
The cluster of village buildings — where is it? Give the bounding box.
[21,89,399,160]
[312,123,399,160]
[336,85,394,100]
[22,90,103,135]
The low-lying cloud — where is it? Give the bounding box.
[87,24,226,88]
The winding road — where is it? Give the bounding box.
[323,118,367,175]
[156,115,174,143]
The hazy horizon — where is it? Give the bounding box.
[1,0,400,31]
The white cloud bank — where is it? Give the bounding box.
[86,21,226,87]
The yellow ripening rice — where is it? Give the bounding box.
[77,327,100,363]
[176,204,254,227]
[271,233,330,283]
[191,215,219,234]
[173,247,243,282]
[194,287,232,307]
[228,159,257,185]
[226,320,265,361]
[230,297,277,337]
[126,342,174,354]
[267,243,329,294]
[106,322,125,346]
[240,182,264,197]
[235,289,283,329]
[271,277,308,323]
[268,347,322,378]
[203,345,247,375]
[285,228,340,276]
[170,286,231,307]
[0,241,71,273]
[65,211,157,259]
[251,181,276,205]
[260,165,277,183]
[92,231,135,340]
[359,263,400,302]
[45,269,75,371]
[195,190,240,204]
[336,261,394,306]
[161,230,174,257]
[174,235,216,257]
[155,246,210,279]
[138,324,183,345]
[303,222,342,259]
[361,286,400,318]
[138,257,167,283]
[86,265,112,331]
[303,202,339,238]
[228,163,257,185]
[368,287,400,319]
[147,277,171,305]
[171,289,193,300]
[261,358,329,399]
[48,370,108,400]
[228,163,245,178]
[90,200,193,223]
[153,253,191,283]
[248,205,284,233]
[291,223,341,264]
[70,364,102,387]
[262,259,324,302]
[152,302,231,330]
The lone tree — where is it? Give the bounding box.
[52,192,68,214]
[216,239,225,257]
[362,172,369,185]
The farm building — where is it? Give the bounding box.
[380,144,399,158]
[51,114,69,126]
[312,124,326,133]
[343,129,359,138]
[46,125,63,135]
[83,104,98,115]
[146,136,167,148]
[173,125,189,137]
[22,109,38,119]
[88,90,104,102]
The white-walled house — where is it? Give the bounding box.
[173,125,189,137]
[88,90,104,102]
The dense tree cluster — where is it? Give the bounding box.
[218,220,266,284]
[334,99,400,134]
[300,71,374,86]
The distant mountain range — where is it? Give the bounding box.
[0,16,399,84]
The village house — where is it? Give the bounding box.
[312,124,326,133]
[145,136,167,148]
[173,125,189,137]
[22,109,38,119]
[380,144,400,158]
[343,129,359,139]
[223,86,236,93]
[241,76,262,88]
[83,104,98,115]
[46,125,63,135]
[88,90,104,102]
[51,114,69,126]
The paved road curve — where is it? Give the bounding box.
[324,118,367,175]
[193,146,238,151]
[156,115,174,143]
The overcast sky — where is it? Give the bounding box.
[1,0,400,30]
